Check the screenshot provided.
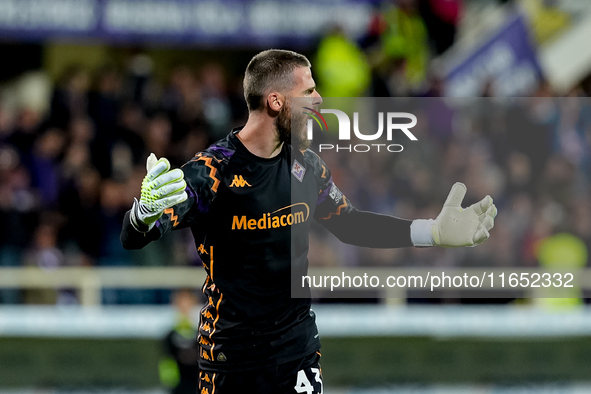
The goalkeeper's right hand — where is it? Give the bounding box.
[130,153,188,233]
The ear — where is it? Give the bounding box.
[266,92,284,112]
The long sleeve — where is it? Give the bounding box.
[317,205,412,248]
[310,152,413,248]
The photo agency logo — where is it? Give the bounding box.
[303,107,418,153]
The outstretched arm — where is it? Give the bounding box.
[315,192,413,248]
[314,159,495,248]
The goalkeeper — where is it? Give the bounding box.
[121,49,496,393]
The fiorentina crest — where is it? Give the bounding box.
[291,160,305,182]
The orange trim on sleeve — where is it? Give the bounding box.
[188,154,221,193]
[320,197,348,220]
[164,208,179,227]
[198,157,221,193]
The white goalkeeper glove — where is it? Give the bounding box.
[130,153,188,233]
[411,182,497,247]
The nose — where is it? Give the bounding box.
[312,90,322,106]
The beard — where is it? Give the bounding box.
[275,99,311,151]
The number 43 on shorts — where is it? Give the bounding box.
[294,367,323,394]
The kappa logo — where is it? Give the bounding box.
[202,309,213,319]
[229,175,251,187]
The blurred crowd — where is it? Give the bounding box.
[0,59,249,303]
[0,0,590,305]
[309,95,591,276]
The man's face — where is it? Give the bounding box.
[275,67,322,150]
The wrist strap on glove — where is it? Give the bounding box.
[130,198,156,233]
[410,219,435,247]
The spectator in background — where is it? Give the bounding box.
[535,232,588,308]
[7,108,42,165]
[30,128,65,208]
[144,113,173,163]
[23,218,68,304]
[365,0,430,95]
[115,103,147,168]
[125,53,156,108]
[0,147,38,303]
[58,165,102,264]
[315,27,371,98]
[159,289,200,394]
[419,0,463,55]
[200,63,233,140]
[98,179,130,266]
[162,65,205,144]
[48,65,89,130]
[89,65,122,178]
[61,117,95,184]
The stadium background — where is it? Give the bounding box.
[1,0,591,392]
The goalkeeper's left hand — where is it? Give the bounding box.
[410,182,497,247]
